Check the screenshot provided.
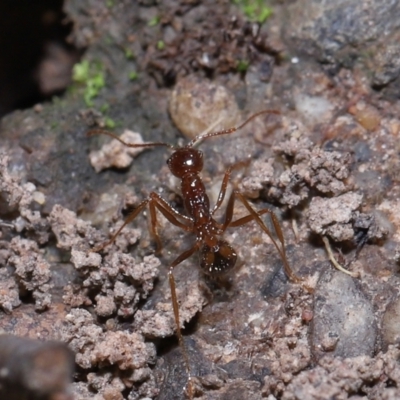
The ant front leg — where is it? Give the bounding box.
[148,193,193,254]
[211,159,251,216]
[91,197,151,252]
[92,192,192,254]
[92,191,197,396]
[222,190,303,284]
[148,196,199,397]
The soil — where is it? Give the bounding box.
[1,1,400,400]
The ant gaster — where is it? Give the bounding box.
[88,110,303,398]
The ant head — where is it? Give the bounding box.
[200,240,237,276]
[167,148,203,178]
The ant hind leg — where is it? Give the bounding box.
[222,190,304,284]
[167,242,201,399]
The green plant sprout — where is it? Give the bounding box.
[72,60,106,107]
[148,15,160,27]
[236,59,249,72]
[129,71,138,81]
[100,104,109,113]
[50,121,59,130]
[157,40,165,50]
[104,117,116,129]
[125,48,135,60]
[232,0,273,23]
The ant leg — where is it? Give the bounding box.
[222,190,303,283]
[150,193,193,226]
[211,160,251,216]
[91,198,150,252]
[147,196,198,396]
[149,193,194,254]
[92,193,192,253]
[167,242,201,398]
[228,209,271,227]
[148,197,162,254]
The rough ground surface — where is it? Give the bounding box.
[1,1,400,399]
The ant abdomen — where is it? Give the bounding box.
[200,240,237,276]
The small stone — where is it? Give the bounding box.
[169,77,240,140]
[312,269,376,360]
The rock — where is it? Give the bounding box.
[312,269,376,359]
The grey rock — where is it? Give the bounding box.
[312,269,376,359]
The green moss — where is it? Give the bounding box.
[157,40,165,50]
[105,35,113,45]
[72,60,106,106]
[232,0,273,23]
[100,104,109,113]
[104,117,116,129]
[106,0,114,7]
[148,16,160,27]
[50,121,59,129]
[236,59,249,72]
[125,48,135,60]
[129,71,139,81]
[72,60,90,82]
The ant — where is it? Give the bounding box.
[88,110,303,398]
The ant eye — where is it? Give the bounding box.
[200,241,237,276]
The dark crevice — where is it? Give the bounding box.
[0,0,81,117]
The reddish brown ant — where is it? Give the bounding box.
[88,110,303,397]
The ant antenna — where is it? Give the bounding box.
[87,128,177,150]
[185,109,280,148]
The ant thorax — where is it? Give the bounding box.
[181,174,211,224]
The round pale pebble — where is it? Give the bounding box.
[169,77,240,139]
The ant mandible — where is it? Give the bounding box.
[88,110,303,398]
